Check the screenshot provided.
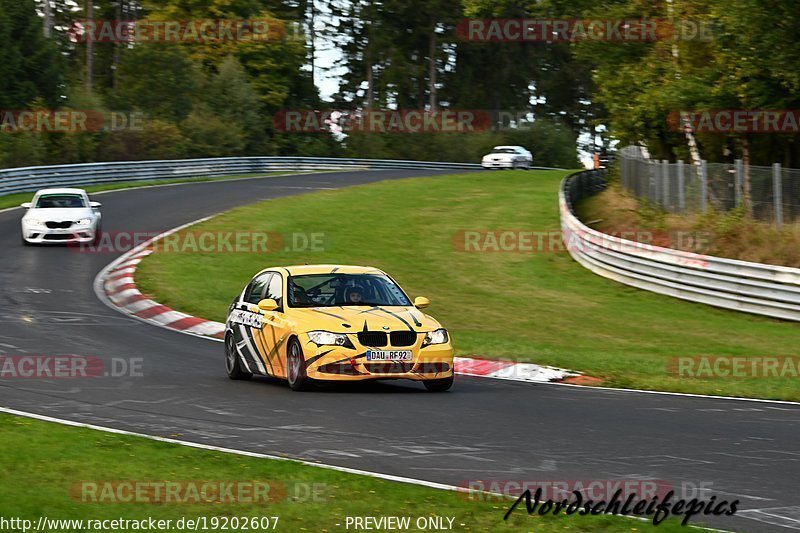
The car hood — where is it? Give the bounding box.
[290,305,443,333]
[23,208,95,220]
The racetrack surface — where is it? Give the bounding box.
[1,170,798,532]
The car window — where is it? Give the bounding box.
[35,194,86,208]
[243,273,272,304]
[287,273,412,307]
[265,273,283,306]
[491,148,515,154]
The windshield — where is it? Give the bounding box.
[35,194,85,209]
[288,273,411,308]
[491,148,516,154]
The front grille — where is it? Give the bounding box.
[45,221,72,229]
[390,331,417,346]
[43,234,72,240]
[364,362,412,374]
[318,363,360,375]
[357,331,387,347]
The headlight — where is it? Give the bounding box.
[76,218,92,226]
[26,219,44,227]
[422,328,449,347]
[307,330,354,348]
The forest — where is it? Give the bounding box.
[1,0,798,169]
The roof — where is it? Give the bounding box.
[266,265,385,276]
[33,188,87,196]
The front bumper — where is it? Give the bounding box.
[22,225,96,244]
[300,332,454,382]
[482,160,514,169]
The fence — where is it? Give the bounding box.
[561,169,800,321]
[0,157,490,197]
[619,147,800,227]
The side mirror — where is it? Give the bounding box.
[257,298,279,312]
[90,201,102,209]
[413,296,430,309]
[20,202,32,209]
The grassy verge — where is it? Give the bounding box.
[578,181,800,267]
[0,413,689,532]
[0,172,303,210]
[136,170,800,400]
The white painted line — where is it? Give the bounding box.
[0,406,733,533]
[0,406,466,491]
[536,380,800,406]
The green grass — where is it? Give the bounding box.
[136,170,800,401]
[0,413,690,532]
[0,172,303,210]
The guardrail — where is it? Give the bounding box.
[560,169,800,322]
[0,157,489,196]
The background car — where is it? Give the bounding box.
[481,145,533,169]
[20,188,102,245]
[224,264,455,392]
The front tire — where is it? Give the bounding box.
[424,375,454,392]
[287,337,313,391]
[225,334,252,380]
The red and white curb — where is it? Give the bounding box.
[101,248,228,339]
[94,220,579,383]
[455,356,578,382]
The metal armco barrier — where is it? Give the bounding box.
[560,169,800,322]
[0,157,494,196]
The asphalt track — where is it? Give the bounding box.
[1,170,798,532]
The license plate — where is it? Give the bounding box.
[366,350,412,361]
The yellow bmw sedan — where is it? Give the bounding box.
[224,265,454,392]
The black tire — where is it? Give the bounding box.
[424,375,454,392]
[21,233,30,246]
[286,337,313,391]
[225,334,252,380]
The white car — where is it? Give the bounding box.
[20,188,102,245]
[481,146,533,169]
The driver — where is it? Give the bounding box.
[291,283,311,305]
[344,285,365,304]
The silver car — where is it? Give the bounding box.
[481,145,533,169]
[20,188,102,245]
